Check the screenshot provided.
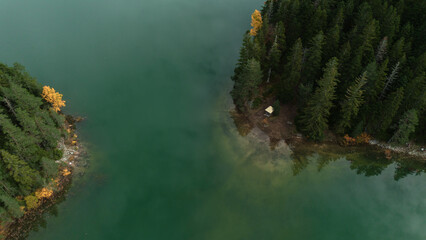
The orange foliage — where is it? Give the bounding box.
[343,134,356,146]
[41,86,66,112]
[384,149,392,160]
[356,133,372,144]
[62,168,71,176]
[35,188,53,199]
[343,133,372,146]
[250,10,263,36]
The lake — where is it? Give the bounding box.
[0,0,425,239]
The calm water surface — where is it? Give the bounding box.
[0,0,425,239]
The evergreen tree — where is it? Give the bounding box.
[325,2,344,57]
[389,109,419,144]
[267,39,282,82]
[401,72,426,112]
[1,150,41,190]
[280,38,303,102]
[336,72,367,134]
[231,58,263,110]
[230,0,426,143]
[298,58,339,140]
[380,4,400,42]
[378,87,404,133]
[303,31,325,84]
[0,191,23,218]
[232,33,255,81]
[275,21,286,52]
[0,112,39,163]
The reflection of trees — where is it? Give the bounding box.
[346,151,391,177]
[317,156,341,172]
[348,158,390,177]
[394,160,426,181]
[290,144,426,180]
[291,153,323,176]
[346,151,426,180]
[291,154,310,176]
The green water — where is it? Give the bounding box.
[0,0,425,239]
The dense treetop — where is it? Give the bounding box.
[231,0,425,142]
[0,63,66,225]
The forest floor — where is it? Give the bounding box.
[3,116,87,240]
[231,101,304,149]
[231,101,425,160]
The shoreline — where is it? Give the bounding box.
[231,102,426,161]
[2,116,86,240]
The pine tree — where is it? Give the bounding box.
[324,3,344,62]
[379,87,404,133]
[0,191,23,218]
[298,58,339,140]
[389,109,419,144]
[232,33,255,82]
[304,6,327,41]
[280,38,303,102]
[231,58,263,110]
[275,21,286,52]
[0,112,39,162]
[267,39,282,82]
[1,82,42,115]
[401,72,426,112]
[1,150,41,190]
[389,37,405,65]
[380,4,400,42]
[284,0,301,44]
[337,41,352,89]
[303,31,325,84]
[336,72,367,134]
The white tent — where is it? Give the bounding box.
[265,106,274,115]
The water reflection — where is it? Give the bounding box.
[292,144,426,180]
[231,112,426,180]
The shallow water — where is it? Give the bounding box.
[0,0,425,239]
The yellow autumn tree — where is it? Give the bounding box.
[41,86,66,112]
[35,187,53,199]
[250,10,263,36]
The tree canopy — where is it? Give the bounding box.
[232,0,425,143]
[0,63,66,225]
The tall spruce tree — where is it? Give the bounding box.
[298,58,339,140]
[389,109,419,144]
[336,72,367,134]
[303,31,325,84]
[1,150,41,191]
[378,87,404,134]
[231,58,263,110]
[281,38,303,102]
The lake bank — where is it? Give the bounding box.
[2,116,86,240]
[231,102,426,161]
